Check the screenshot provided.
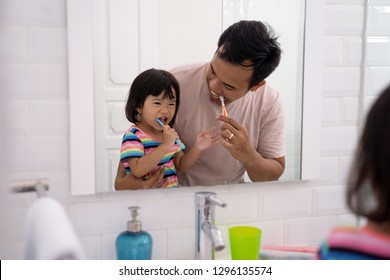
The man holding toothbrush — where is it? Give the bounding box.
[171,20,284,186]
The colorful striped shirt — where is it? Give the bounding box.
[120,126,183,188]
[317,225,390,259]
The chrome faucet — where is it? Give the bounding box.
[195,192,227,260]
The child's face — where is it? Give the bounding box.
[138,90,177,130]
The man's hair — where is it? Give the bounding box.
[217,20,281,88]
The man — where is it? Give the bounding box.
[172,20,284,186]
[115,20,284,189]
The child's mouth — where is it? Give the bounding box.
[160,118,167,124]
[156,118,167,127]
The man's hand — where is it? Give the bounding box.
[217,115,285,181]
[115,163,166,190]
[217,115,257,164]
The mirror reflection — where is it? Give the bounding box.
[69,0,305,193]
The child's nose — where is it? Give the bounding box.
[160,106,169,114]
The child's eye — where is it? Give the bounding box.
[153,102,161,105]
[169,103,176,107]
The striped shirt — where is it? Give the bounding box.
[120,126,183,188]
[317,225,390,259]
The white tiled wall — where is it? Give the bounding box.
[2,0,390,260]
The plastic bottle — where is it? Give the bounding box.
[115,206,152,260]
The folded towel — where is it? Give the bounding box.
[24,197,85,259]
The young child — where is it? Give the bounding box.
[318,83,390,259]
[120,68,219,188]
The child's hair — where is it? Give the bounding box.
[347,83,390,223]
[125,68,180,126]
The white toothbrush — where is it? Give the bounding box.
[219,96,227,117]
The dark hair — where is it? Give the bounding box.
[347,84,390,223]
[125,68,180,126]
[217,20,281,88]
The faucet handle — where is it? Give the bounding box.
[195,192,227,208]
[209,196,227,208]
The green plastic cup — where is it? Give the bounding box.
[229,226,262,260]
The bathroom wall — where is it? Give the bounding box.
[3,0,390,259]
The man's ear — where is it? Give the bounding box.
[249,80,266,92]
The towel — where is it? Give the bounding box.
[24,197,85,260]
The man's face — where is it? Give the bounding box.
[206,52,254,105]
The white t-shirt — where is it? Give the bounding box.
[172,62,285,186]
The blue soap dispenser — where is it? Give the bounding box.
[116,206,152,260]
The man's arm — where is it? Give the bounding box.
[114,160,165,190]
[243,154,285,181]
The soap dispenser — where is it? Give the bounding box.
[115,206,152,260]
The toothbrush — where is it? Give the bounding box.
[219,96,228,117]
[156,118,185,150]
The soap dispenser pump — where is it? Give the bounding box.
[115,206,153,260]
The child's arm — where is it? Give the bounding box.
[175,127,220,172]
[127,126,177,177]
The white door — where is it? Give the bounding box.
[93,0,222,192]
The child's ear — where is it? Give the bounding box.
[135,108,142,122]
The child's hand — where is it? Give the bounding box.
[162,125,178,147]
[195,127,221,151]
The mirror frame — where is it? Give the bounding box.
[67,0,324,195]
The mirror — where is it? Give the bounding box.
[67,0,323,195]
